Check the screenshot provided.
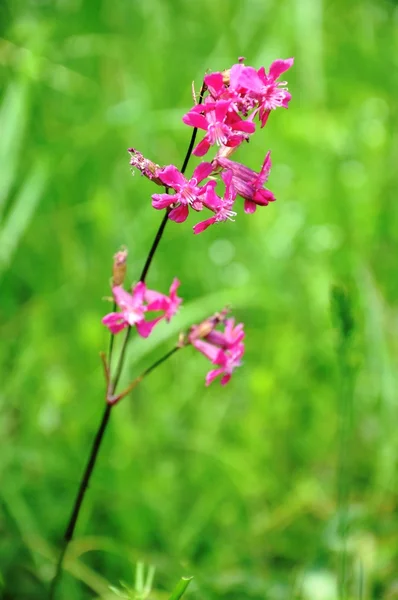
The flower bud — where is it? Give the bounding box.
[188,307,230,343]
[128,148,164,186]
[112,248,128,286]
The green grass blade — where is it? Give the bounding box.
[0,82,30,216]
[0,160,48,277]
[168,577,193,600]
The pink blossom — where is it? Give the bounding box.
[145,278,182,321]
[206,317,245,348]
[152,162,213,222]
[102,282,147,335]
[215,151,275,214]
[188,316,245,386]
[103,279,182,338]
[231,58,294,126]
[205,344,245,386]
[193,171,237,234]
[183,99,255,157]
[204,72,229,101]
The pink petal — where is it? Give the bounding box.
[205,367,224,386]
[191,198,204,211]
[152,193,175,209]
[257,66,267,83]
[214,100,231,122]
[260,109,270,127]
[229,63,245,90]
[113,286,135,310]
[258,151,272,181]
[136,317,163,338]
[204,72,225,97]
[102,313,127,334]
[281,91,292,108]
[202,183,221,212]
[192,161,213,183]
[244,199,257,214]
[182,111,209,130]
[221,169,233,187]
[158,165,186,188]
[193,138,211,157]
[145,289,165,304]
[132,281,147,304]
[226,135,247,148]
[220,373,232,386]
[253,188,275,205]
[170,277,180,296]
[192,338,220,362]
[169,204,189,223]
[206,330,227,346]
[193,216,216,234]
[236,66,263,93]
[268,58,294,81]
[146,297,168,312]
[232,119,256,134]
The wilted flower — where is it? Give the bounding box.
[128,148,164,186]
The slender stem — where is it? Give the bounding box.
[180,81,206,175]
[49,347,180,598]
[142,345,179,377]
[110,346,180,404]
[107,300,117,370]
[50,81,206,598]
[139,211,170,283]
[48,543,67,600]
[111,325,133,392]
[139,79,206,284]
[49,403,111,600]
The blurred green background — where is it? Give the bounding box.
[1,0,397,598]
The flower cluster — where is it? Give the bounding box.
[102,251,245,386]
[129,57,293,234]
[103,278,181,338]
[104,57,294,388]
[183,57,293,155]
[186,312,245,386]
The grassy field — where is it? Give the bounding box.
[1,0,397,598]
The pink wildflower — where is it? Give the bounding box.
[188,316,245,386]
[103,279,182,338]
[152,162,213,222]
[193,171,237,234]
[204,72,230,101]
[230,58,294,126]
[215,151,275,214]
[182,99,255,157]
[145,278,182,321]
[102,282,147,335]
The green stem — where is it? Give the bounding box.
[49,347,180,599]
[49,80,206,599]
[49,403,111,600]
